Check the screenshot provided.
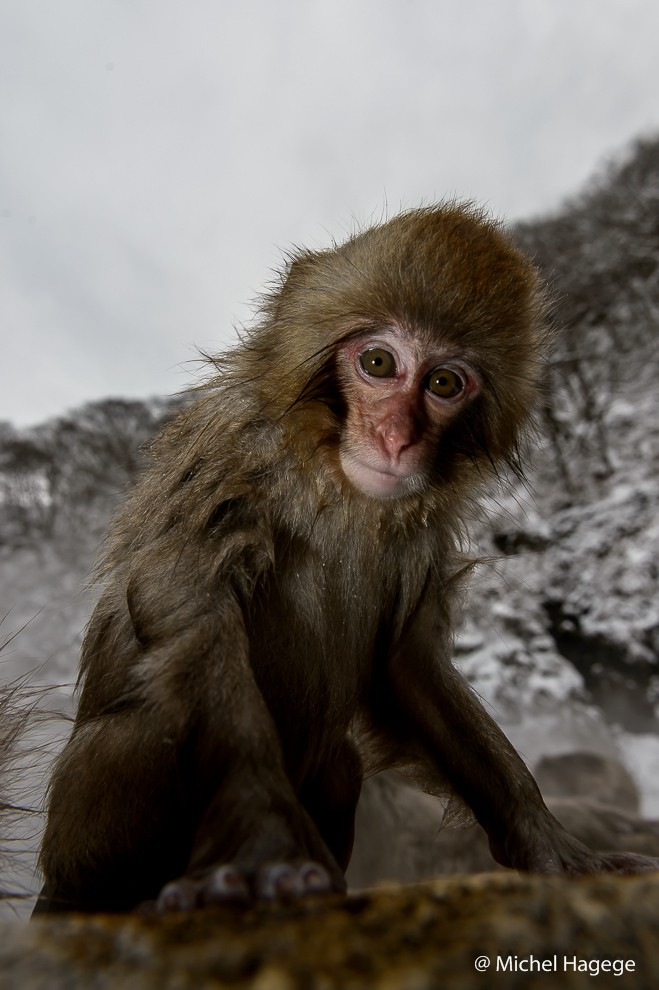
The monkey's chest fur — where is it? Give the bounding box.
[244,511,442,783]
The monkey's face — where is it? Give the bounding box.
[337,326,480,498]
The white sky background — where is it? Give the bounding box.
[1,0,658,427]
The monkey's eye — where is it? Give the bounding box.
[360,348,396,377]
[427,368,464,398]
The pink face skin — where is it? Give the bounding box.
[337,327,480,498]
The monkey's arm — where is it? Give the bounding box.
[40,596,343,912]
[160,606,347,907]
[387,596,659,877]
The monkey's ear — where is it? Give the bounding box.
[273,254,315,319]
[282,255,314,290]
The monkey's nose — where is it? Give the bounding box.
[378,417,416,459]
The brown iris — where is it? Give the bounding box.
[360,348,396,377]
[428,368,464,397]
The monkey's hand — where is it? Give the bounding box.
[491,811,659,877]
[152,859,338,912]
[594,851,659,875]
[388,609,659,882]
[147,765,347,912]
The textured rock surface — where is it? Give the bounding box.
[1,872,657,988]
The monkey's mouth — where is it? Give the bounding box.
[340,451,425,498]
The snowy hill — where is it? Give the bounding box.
[457,137,659,812]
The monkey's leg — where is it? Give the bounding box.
[40,611,345,911]
[388,598,659,878]
[41,700,344,912]
[39,710,194,912]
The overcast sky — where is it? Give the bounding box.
[2,0,659,427]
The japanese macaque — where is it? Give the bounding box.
[37,205,659,913]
